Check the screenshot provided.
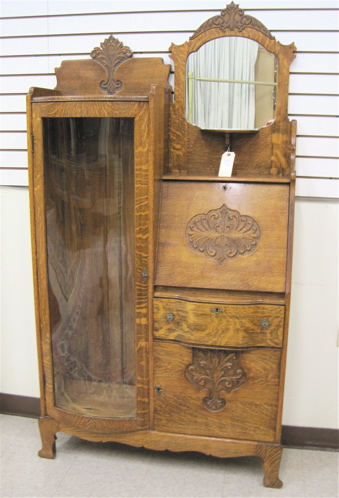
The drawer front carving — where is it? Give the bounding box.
[185,349,247,412]
[154,298,284,348]
[154,342,280,442]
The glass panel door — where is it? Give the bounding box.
[43,117,136,418]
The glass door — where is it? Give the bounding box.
[32,101,150,430]
[43,117,136,418]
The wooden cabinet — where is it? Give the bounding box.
[27,4,296,489]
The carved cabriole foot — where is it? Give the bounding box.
[38,417,59,459]
[257,444,283,488]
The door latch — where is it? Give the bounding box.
[142,268,149,283]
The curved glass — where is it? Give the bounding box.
[43,117,136,418]
[186,37,277,131]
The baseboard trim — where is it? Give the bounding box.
[1,393,338,450]
[281,425,339,451]
[0,393,40,418]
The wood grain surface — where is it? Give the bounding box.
[155,181,289,292]
[154,298,284,348]
[154,286,285,305]
[55,55,171,98]
[153,341,280,442]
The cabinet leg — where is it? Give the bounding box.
[38,417,59,459]
[257,444,283,488]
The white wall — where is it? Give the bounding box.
[284,198,338,428]
[0,1,338,429]
[0,186,39,397]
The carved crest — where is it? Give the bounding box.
[185,349,246,412]
[186,203,260,264]
[90,35,133,95]
[190,2,274,40]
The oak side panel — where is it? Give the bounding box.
[275,169,296,439]
[148,85,171,428]
[27,92,46,416]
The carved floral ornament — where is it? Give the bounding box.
[190,2,275,40]
[185,349,246,412]
[186,203,261,265]
[90,35,133,95]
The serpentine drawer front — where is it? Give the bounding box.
[154,298,284,348]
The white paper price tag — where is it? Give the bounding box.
[218,151,235,177]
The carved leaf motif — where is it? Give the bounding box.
[186,203,260,264]
[190,2,274,40]
[90,35,133,95]
[185,349,246,412]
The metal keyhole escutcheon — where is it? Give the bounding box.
[261,318,270,329]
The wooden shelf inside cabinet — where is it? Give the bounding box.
[198,128,261,150]
[162,175,291,184]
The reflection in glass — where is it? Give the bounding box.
[186,37,277,130]
[43,117,136,418]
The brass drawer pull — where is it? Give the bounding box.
[165,312,175,322]
[261,318,271,329]
[210,307,225,314]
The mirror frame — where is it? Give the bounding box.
[168,2,296,175]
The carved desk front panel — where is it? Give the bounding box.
[155,181,289,293]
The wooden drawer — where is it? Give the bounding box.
[155,181,289,293]
[153,342,280,442]
[154,298,284,348]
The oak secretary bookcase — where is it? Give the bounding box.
[27,4,296,488]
